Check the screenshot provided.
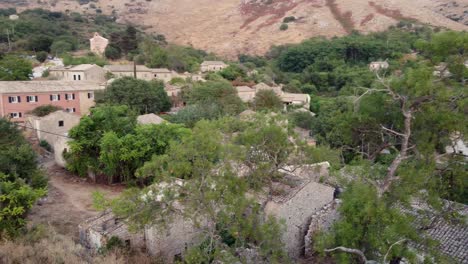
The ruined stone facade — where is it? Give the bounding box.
[89,32,109,55]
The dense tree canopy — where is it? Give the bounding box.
[102,77,171,114]
[0,55,32,81]
[0,119,46,238]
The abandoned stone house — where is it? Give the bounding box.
[49,64,107,82]
[79,162,336,262]
[200,61,228,72]
[369,60,389,71]
[89,32,109,55]
[26,110,81,167]
[79,210,146,251]
[236,82,311,110]
[103,65,173,83]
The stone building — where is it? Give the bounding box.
[26,110,81,167]
[262,163,335,259]
[49,64,106,82]
[89,32,109,55]
[200,61,228,72]
[236,82,311,110]
[0,81,104,122]
[144,215,202,262]
[103,65,174,83]
[79,210,146,251]
[369,60,389,71]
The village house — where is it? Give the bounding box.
[79,210,146,251]
[369,60,389,71]
[236,83,311,110]
[49,64,106,82]
[26,110,81,167]
[79,161,335,261]
[0,81,104,122]
[200,61,228,72]
[89,32,109,55]
[103,65,174,83]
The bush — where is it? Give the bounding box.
[279,23,288,31]
[283,16,296,23]
[29,105,62,117]
[39,140,52,152]
[104,45,122,60]
[36,51,48,63]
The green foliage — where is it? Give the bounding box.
[62,53,108,67]
[0,9,130,53]
[67,105,188,183]
[67,105,138,178]
[218,64,246,81]
[315,182,418,263]
[104,45,122,60]
[279,23,288,31]
[29,105,61,117]
[107,119,293,262]
[252,89,283,112]
[39,140,52,152]
[283,16,296,23]
[167,103,223,128]
[187,81,245,115]
[0,118,47,238]
[35,51,48,63]
[0,55,32,81]
[102,77,171,114]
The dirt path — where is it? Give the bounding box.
[27,159,123,240]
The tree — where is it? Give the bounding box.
[67,105,138,177]
[0,119,47,238]
[102,77,171,114]
[50,40,73,56]
[219,64,246,81]
[252,89,283,112]
[27,35,53,52]
[36,51,47,63]
[0,55,32,81]
[104,45,122,60]
[317,62,467,263]
[187,81,245,115]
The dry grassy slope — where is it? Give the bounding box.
[3,0,468,58]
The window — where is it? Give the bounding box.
[50,94,60,101]
[8,96,20,103]
[73,75,76,81]
[10,112,22,119]
[26,95,38,103]
[66,108,76,113]
[73,74,81,81]
[58,120,64,127]
[65,93,75,100]
[87,92,94,99]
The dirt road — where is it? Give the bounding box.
[27,159,123,239]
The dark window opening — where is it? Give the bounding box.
[58,120,64,127]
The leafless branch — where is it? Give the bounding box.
[383,239,407,264]
[325,246,368,264]
[381,125,405,137]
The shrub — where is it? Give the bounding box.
[29,105,62,117]
[39,140,52,152]
[283,16,296,23]
[279,23,288,31]
[36,51,48,63]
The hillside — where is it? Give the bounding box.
[2,0,467,57]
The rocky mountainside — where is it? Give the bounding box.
[2,0,467,58]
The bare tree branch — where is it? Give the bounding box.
[325,246,368,264]
[383,239,407,264]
